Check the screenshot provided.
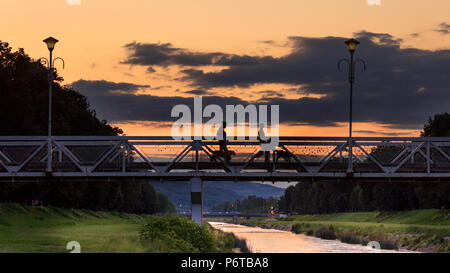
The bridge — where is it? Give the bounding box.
[180,212,269,218]
[203,212,269,218]
[2,136,450,223]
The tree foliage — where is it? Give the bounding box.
[0,41,122,136]
[421,113,450,137]
[0,41,174,214]
[279,182,449,214]
[211,195,279,213]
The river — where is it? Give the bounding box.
[209,222,413,253]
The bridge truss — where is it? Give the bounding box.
[1,136,450,182]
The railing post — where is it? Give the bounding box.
[347,138,354,175]
[427,141,431,174]
[46,137,52,175]
[195,140,199,172]
[122,141,126,173]
[190,177,203,225]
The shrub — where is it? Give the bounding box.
[234,237,251,253]
[291,222,310,234]
[291,223,302,234]
[339,231,362,245]
[140,215,216,253]
[368,232,398,250]
[315,228,336,240]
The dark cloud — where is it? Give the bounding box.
[257,90,285,98]
[174,31,450,128]
[354,31,403,46]
[436,22,450,35]
[151,85,172,90]
[70,77,448,129]
[259,40,275,44]
[122,42,273,67]
[179,32,407,89]
[67,79,351,127]
[69,81,249,123]
[354,130,411,137]
[70,79,150,97]
[183,89,211,96]
[74,31,450,129]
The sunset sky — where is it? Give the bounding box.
[2,0,450,136]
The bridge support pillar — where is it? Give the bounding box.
[190,177,203,225]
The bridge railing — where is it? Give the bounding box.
[1,136,450,180]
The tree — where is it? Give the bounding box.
[358,183,374,211]
[283,186,295,212]
[212,195,278,213]
[156,193,176,214]
[0,41,175,214]
[0,41,122,136]
[349,184,362,211]
[421,113,450,137]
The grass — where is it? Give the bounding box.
[0,203,249,253]
[237,210,450,252]
[0,203,152,253]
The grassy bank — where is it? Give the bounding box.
[237,210,450,252]
[0,203,245,253]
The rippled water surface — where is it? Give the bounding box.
[209,222,413,253]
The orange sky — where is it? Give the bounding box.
[1,0,449,136]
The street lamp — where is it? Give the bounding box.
[39,37,65,175]
[43,37,58,52]
[338,38,366,174]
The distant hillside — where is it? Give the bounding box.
[151,182,284,211]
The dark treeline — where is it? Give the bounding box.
[0,41,175,214]
[211,195,279,213]
[280,114,450,214]
[0,180,175,214]
[279,182,450,214]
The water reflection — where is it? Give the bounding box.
[209,222,413,253]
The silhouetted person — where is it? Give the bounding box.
[218,121,228,152]
[212,122,235,162]
[258,124,271,163]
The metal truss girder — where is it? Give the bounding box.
[0,136,449,180]
[162,143,193,173]
[127,142,159,173]
[354,142,388,173]
[278,145,310,173]
[201,144,234,173]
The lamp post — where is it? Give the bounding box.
[40,37,64,175]
[338,39,366,174]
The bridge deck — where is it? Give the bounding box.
[1,136,450,182]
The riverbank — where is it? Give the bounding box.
[0,203,244,253]
[233,210,449,253]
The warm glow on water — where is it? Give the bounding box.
[209,222,413,253]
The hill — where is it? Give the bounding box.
[151,181,284,211]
